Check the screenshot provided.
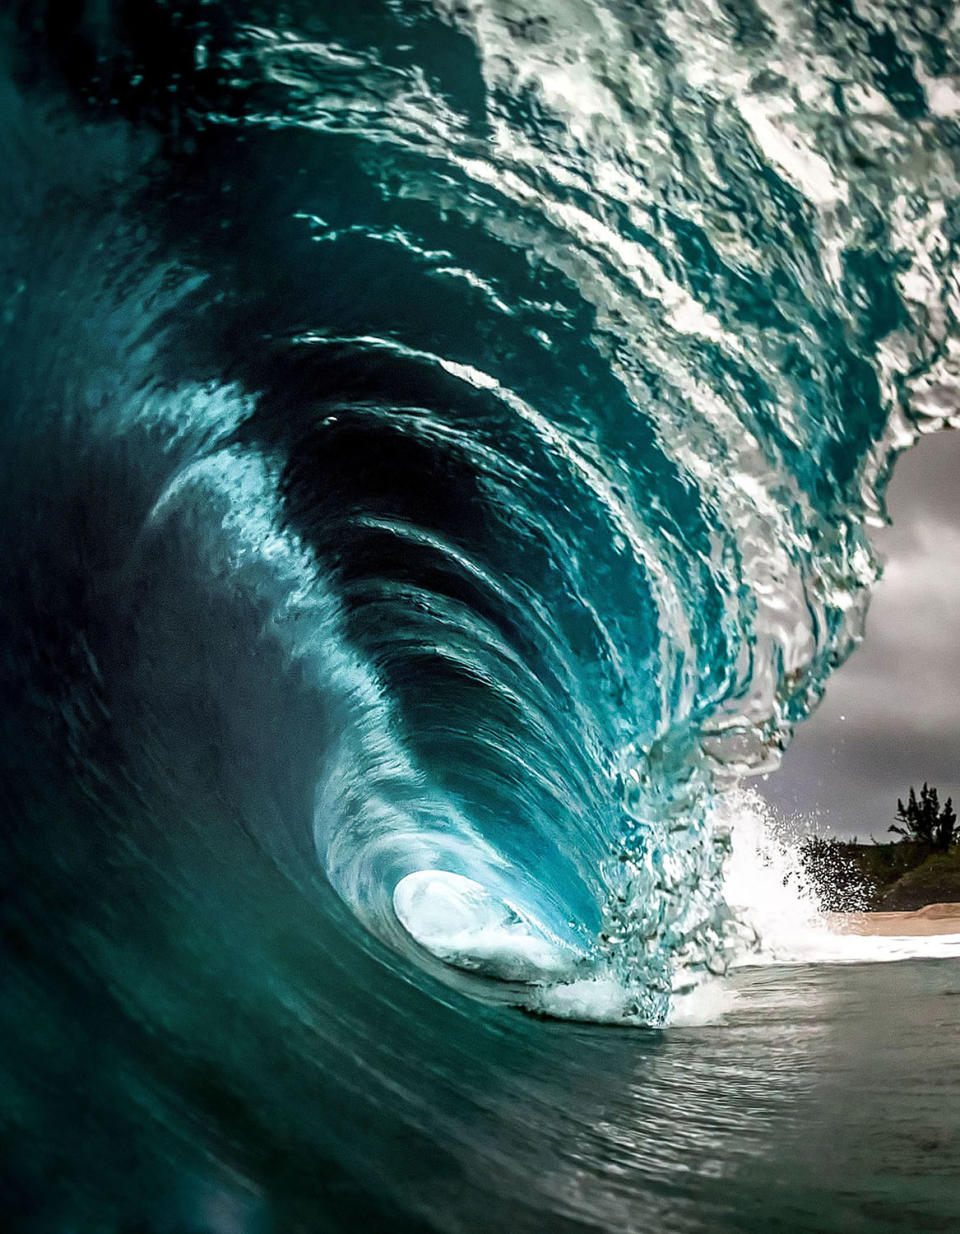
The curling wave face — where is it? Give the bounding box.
[1,0,960,1225]
[4,0,960,1008]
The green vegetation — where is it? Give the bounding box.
[889,783,957,850]
[800,784,960,911]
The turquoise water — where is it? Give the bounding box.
[1,1,958,1229]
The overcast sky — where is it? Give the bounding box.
[759,429,960,839]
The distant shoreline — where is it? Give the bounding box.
[826,902,960,936]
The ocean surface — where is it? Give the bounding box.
[1,2,959,1231]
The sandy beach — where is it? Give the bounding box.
[828,903,960,937]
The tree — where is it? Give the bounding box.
[889,783,957,851]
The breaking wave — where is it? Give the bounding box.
[2,2,959,1224]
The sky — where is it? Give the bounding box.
[759,429,960,840]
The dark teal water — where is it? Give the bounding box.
[1,2,958,1230]
[5,943,959,1232]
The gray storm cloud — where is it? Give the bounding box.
[760,430,960,837]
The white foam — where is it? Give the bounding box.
[393,870,580,983]
[668,978,740,1027]
[718,789,828,962]
[718,789,960,967]
[527,973,741,1027]
[533,977,631,1022]
[765,930,960,965]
